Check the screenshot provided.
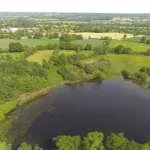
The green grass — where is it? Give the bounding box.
[71,39,104,47]
[0,38,59,49]
[27,50,93,64]
[0,52,23,58]
[84,54,150,77]
[109,40,150,52]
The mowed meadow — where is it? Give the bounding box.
[109,40,150,52]
[0,38,59,49]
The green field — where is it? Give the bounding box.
[109,40,150,52]
[0,38,59,49]
[0,52,23,58]
[27,50,93,64]
[84,54,150,77]
[71,39,104,47]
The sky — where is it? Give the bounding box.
[0,0,150,13]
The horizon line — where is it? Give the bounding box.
[0,11,150,14]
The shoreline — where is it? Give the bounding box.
[2,77,150,120]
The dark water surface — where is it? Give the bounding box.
[8,77,150,149]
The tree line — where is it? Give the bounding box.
[122,67,150,85]
[1,131,150,150]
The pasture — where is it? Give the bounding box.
[0,38,59,49]
[109,40,150,52]
[72,32,137,40]
[84,54,150,77]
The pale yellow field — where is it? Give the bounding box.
[72,32,142,40]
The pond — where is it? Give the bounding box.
[8,77,150,149]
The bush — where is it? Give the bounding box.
[132,72,148,85]
[18,142,32,150]
[94,44,109,55]
[84,44,92,50]
[9,42,24,52]
[105,133,129,150]
[146,39,150,44]
[83,131,104,150]
[139,67,150,76]
[84,63,95,74]
[146,49,150,55]
[54,135,81,150]
[122,70,131,79]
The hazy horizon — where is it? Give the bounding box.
[1,0,150,13]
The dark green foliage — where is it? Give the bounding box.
[0,58,49,104]
[57,58,109,82]
[1,131,150,150]
[18,142,32,150]
[93,70,105,81]
[47,43,53,49]
[60,41,83,51]
[146,40,150,44]
[42,59,51,69]
[54,135,81,150]
[52,54,68,66]
[60,34,83,42]
[9,42,24,52]
[123,34,127,40]
[121,70,131,79]
[57,66,82,81]
[126,140,140,150]
[83,131,104,150]
[114,45,132,54]
[67,54,78,64]
[94,44,109,55]
[76,61,85,69]
[139,67,150,76]
[126,140,150,150]
[84,44,92,50]
[140,36,147,43]
[132,72,148,85]
[105,133,129,150]
[123,47,132,54]
[53,32,59,38]
[101,36,112,45]
[146,49,150,55]
[84,64,95,74]
[122,69,148,86]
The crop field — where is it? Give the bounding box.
[72,32,138,40]
[109,40,150,52]
[84,54,150,77]
[71,39,104,47]
[0,38,59,49]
